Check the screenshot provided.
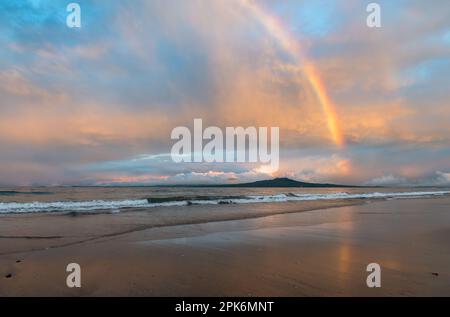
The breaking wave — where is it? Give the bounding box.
[0,190,448,214]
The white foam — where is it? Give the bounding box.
[244,191,450,203]
[0,190,448,214]
[0,199,186,214]
[164,191,450,206]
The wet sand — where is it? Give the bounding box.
[1,197,450,296]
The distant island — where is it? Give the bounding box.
[161,177,357,188]
[220,177,356,188]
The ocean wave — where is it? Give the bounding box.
[0,199,184,214]
[0,190,52,196]
[147,195,243,204]
[0,190,448,214]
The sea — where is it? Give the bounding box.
[0,186,449,214]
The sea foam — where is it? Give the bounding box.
[0,190,448,214]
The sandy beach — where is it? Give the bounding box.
[1,196,450,296]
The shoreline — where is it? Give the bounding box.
[1,188,448,214]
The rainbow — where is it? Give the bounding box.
[239,0,345,147]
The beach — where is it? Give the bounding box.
[1,0,449,301]
[1,195,450,296]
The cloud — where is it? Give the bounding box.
[365,174,408,186]
[430,171,450,186]
[0,0,449,185]
[366,171,450,187]
[80,152,271,185]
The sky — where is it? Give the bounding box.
[0,0,449,186]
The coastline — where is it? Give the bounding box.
[1,196,450,296]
